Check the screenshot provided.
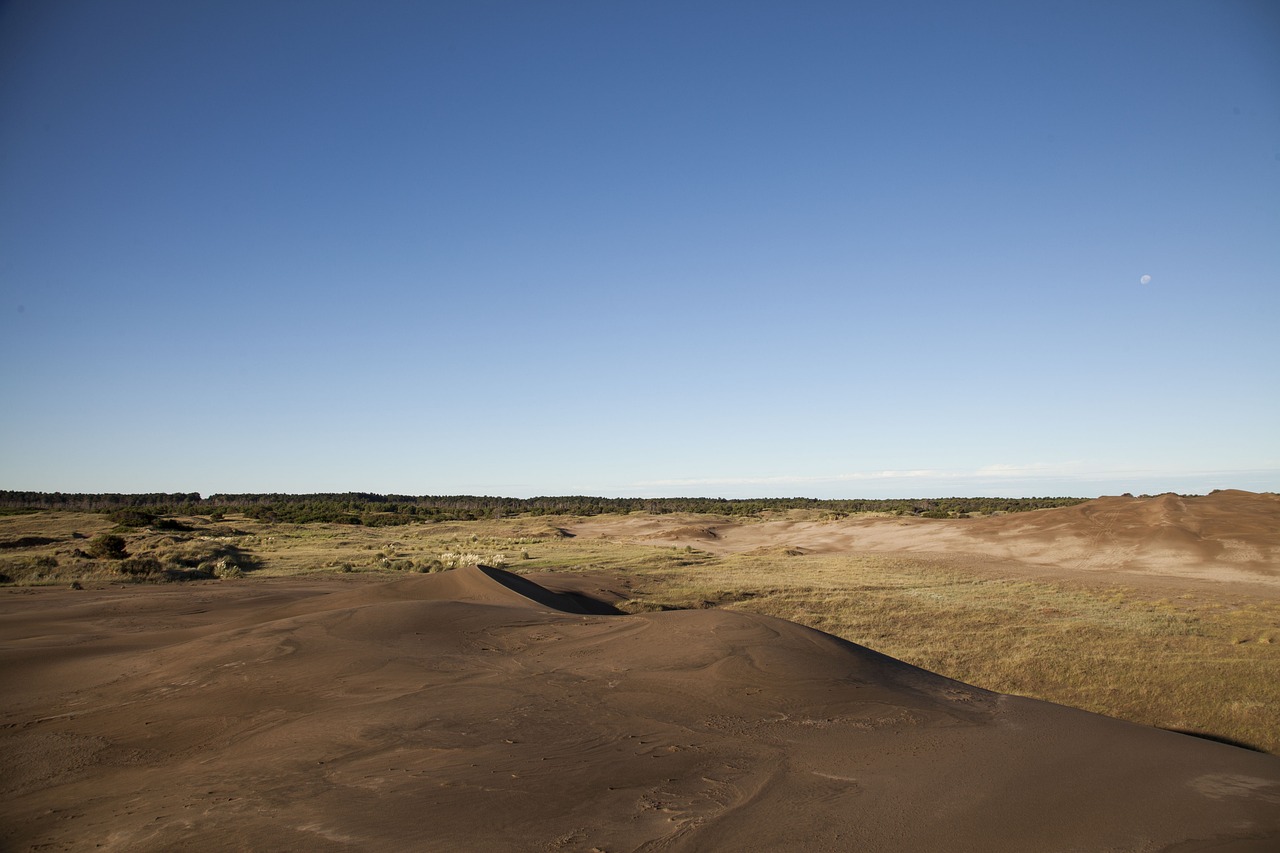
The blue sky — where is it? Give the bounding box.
[2,1,1277,499]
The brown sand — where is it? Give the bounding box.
[573,490,1280,595]
[3,560,1279,851]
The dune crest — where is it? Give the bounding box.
[3,566,1278,851]
[570,490,1280,590]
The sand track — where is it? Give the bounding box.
[3,564,1278,851]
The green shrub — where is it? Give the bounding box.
[361,512,413,527]
[107,509,155,528]
[87,534,128,559]
[118,557,163,577]
[0,556,62,583]
[212,562,243,579]
[153,541,256,576]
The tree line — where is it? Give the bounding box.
[0,491,1088,524]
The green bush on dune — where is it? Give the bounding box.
[86,534,128,560]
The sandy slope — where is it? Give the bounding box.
[3,566,1278,851]
[571,490,1280,592]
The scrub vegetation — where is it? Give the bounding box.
[0,490,1087,522]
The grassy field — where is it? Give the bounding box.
[4,511,1278,754]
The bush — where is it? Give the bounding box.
[212,561,243,579]
[87,534,128,559]
[118,557,163,577]
[156,541,255,573]
[0,556,62,584]
[361,512,414,527]
[107,509,155,528]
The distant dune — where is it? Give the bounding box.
[574,490,1280,592]
[3,565,1278,851]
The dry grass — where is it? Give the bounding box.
[604,550,1280,754]
[3,511,1277,753]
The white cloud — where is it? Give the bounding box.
[634,469,945,488]
[628,463,1280,497]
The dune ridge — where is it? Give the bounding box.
[3,564,1278,851]
[574,490,1280,591]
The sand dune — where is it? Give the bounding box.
[573,490,1280,592]
[3,565,1278,851]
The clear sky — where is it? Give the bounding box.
[2,1,1277,499]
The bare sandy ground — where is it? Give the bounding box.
[3,558,1279,851]
[570,490,1280,596]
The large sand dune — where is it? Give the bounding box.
[3,564,1278,851]
[573,490,1280,592]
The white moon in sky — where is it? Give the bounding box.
[1140,274,1152,284]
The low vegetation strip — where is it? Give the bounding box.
[0,491,1088,523]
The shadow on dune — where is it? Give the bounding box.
[1163,728,1271,754]
[475,564,623,615]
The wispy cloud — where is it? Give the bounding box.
[628,463,1280,497]
[635,470,944,488]
[972,462,1086,477]
[635,464,1075,489]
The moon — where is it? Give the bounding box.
[1140,274,1152,285]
